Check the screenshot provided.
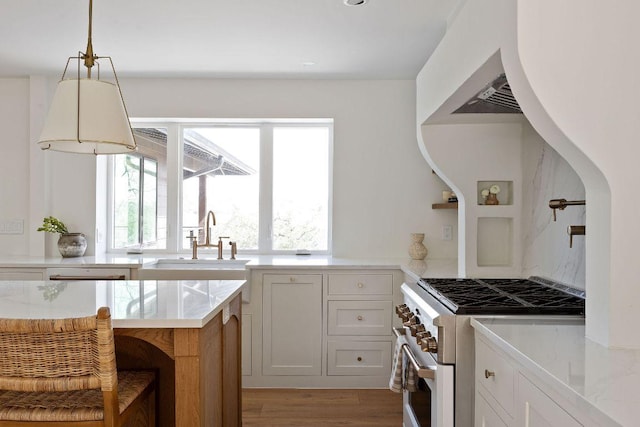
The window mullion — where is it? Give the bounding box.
[259,125,274,252]
[138,157,144,245]
[166,124,181,252]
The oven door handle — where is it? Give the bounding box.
[392,327,436,380]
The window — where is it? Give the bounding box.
[110,127,168,250]
[108,120,332,254]
[112,154,160,248]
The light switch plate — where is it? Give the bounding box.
[0,219,24,234]
[442,225,452,241]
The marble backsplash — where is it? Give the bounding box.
[521,126,586,289]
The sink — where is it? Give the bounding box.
[152,258,250,269]
[139,258,250,302]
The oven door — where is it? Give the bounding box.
[394,328,454,427]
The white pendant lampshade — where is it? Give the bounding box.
[37,0,137,155]
[38,78,136,154]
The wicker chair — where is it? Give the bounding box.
[0,307,155,426]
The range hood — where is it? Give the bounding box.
[452,74,522,114]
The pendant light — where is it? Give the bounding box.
[38,0,136,155]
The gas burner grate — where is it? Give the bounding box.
[418,278,585,315]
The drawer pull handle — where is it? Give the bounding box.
[357,282,364,288]
[290,277,295,282]
[357,357,363,362]
[484,369,495,379]
[357,315,363,321]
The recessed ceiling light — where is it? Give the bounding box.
[302,62,316,67]
[343,0,368,6]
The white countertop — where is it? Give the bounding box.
[472,317,638,427]
[0,279,246,328]
[0,254,459,275]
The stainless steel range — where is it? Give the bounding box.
[395,276,585,427]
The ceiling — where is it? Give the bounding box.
[0,0,463,79]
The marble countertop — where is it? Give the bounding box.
[0,254,459,276]
[471,317,637,427]
[0,279,247,328]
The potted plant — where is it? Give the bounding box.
[37,216,87,258]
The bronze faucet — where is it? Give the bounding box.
[567,225,585,248]
[192,210,225,259]
[204,210,216,245]
[549,199,585,221]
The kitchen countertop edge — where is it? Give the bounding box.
[471,317,625,427]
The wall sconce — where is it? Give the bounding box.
[37,0,136,155]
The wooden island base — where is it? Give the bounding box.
[114,294,242,427]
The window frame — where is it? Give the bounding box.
[107,119,333,255]
[109,152,159,249]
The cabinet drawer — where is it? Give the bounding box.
[327,340,391,376]
[0,270,44,280]
[327,300,392,335]
[327,274,393,295]
[476,337,516,416]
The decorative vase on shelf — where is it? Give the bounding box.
[57,233,87,258]
[485,193,499,205]
[408,233,428,260]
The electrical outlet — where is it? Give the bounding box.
[0,219,24,235]
[442,225,452,241]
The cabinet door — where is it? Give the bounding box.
[262,274,322,375]
[475,391,509,427]
[517,373,582,427]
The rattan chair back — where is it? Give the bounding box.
[0,307,117,394]
[0,307,157,426]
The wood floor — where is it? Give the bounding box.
[242,388,403,426]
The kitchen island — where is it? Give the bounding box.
[0,278,247,427]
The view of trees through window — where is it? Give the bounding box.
[112,154,159,248]
[110,121,331,254]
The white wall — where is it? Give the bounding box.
[0,77,454,260]
[0,78,31,255]
[118,78,455,259]
[421,122,523,277]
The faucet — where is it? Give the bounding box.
[567,225,586,248]
[192,210,223,259]
[549,199,586,221]
[204,210,216,245]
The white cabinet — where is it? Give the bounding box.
[327,300,392,336]
[475,338,516,421]
[476,392,509,427]
[516,373,582,427]
[327,340,391,376]
[243,267,402,388]
[474,334,584,427]
[262,273,322,376]
[0,268,45,280]
[325,272,398,378]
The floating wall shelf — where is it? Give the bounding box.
[431,202,458,210]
